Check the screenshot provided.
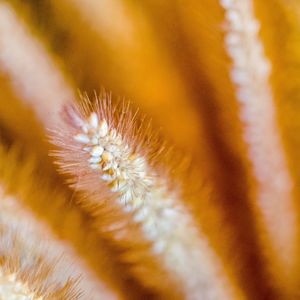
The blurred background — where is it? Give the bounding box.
[1,0,300,299]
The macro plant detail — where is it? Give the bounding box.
[0,189,84,300]
[1,0,300,299]
[50,97,241,299]
[221,0,298,290]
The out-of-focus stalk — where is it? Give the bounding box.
[0,1,75,127]
[221,0,297,293]
[0,186,120,300]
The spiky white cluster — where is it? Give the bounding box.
[74,112,155,212]
[73,112,239,299]
[75,112,186,253]
[76,113,184,253]
[0,270,42,300]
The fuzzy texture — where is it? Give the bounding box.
[0,143,128,300]
[221,0,298,284]
[51,93,243,300]
[2,1,300,299]
[0,186,121,300]
[0,189,80,300]
[252,0,300,294]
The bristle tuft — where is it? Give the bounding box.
[50,93,242,299]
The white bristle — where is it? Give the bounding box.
[101,174,113,181]
[74,134,90,144]
[72,111,240,299]
[91,145,104,157]
[91,137,99,145]
[102,151,113,162]
[89,112,99,129]
[98,120,108,137]
[89,156,102,164]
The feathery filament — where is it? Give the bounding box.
[52,95,242,299]
[0,271,41,300]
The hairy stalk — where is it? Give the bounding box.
[0,185,120,300]
[52,94,242,300]
[0,188,80,300]
[221,0,297,280]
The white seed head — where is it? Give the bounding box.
[89,112,99,129]
[74,134,90,144]
[89,156,102,164]
[102,151,113,162]
[225,33,240,46]
[105,144,117,153]
[101,173,113,181]
[132,157,146,168]
[152,239,166,254]
[119,189,132,204]
[132,197,143,209]
[110,179,127,192]
[102,163,113,172]
[81,123,89,133]
[91,145,104,157]
[109,129,117,139]
[98,120,108,137]
[123,204,134,212]
[226,10,240,24]
[91,137,99,145]
[133,209,146,223]
[0,271,39,300]
[220,0,233,8]
[115,136,122,145]
[69,107,238,299]
[143,219,157,240]
[117,179,127,190]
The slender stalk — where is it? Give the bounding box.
[52,94,243,300]
[221,0,297,280]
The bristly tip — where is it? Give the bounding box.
[61,101,85,130]
[49,92,240,300]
